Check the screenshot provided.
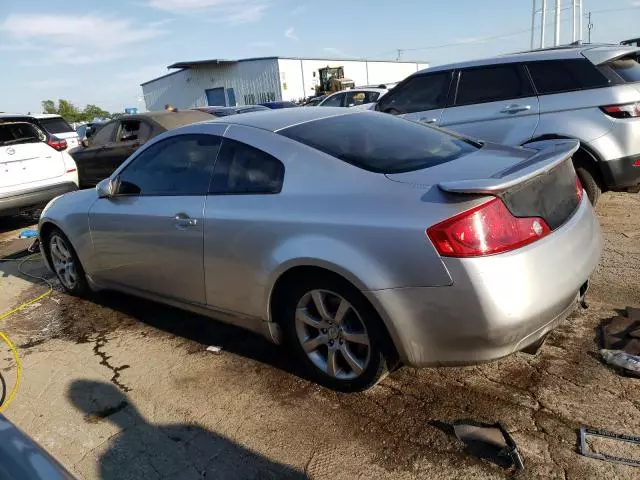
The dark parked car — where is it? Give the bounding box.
[71,110,211,187]
[195,105,270,117]
[259,101,298,109]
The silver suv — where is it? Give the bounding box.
[375,44,640,204]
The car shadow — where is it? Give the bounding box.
[68,379,307,479]
[0,214,38,234]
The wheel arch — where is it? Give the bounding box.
[266,262,401,363]
[522,134,604,181]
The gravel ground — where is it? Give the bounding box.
[0,192,639,480]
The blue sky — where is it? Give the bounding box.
[1,0,638,114]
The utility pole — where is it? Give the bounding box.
[554,0,561,46]
[396,49,403,61]
[541,0,547,48]
[587,11,593,43]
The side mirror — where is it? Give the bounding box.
[96,178,115,198]
[81,138,89,148]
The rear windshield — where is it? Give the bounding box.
[279,112,479,173]
[0,123,43,146]
[38,117,74,134]
[608,55,640,83]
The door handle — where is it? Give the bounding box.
[419,117,438,124]
[174,213,198,228]
[500,104,531,114]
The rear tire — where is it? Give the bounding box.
[280,276,392,392]
[574,162,601,206]
[46,227,90,296]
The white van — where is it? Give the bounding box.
[0,122,78,216]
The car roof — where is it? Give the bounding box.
[32,114,63,119]
[117,110,213,129]
[328,88,387,95]
[202,107,358,132]
[415,43,640,74]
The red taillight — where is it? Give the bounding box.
[634,159,640,167]
[426,198,551,258]
[600,102,640,119]
[47,137,67,151]
[576,176,584,202]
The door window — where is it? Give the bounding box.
[455,65,533,106]
[376,73,451,114]
[117,134,222,196]
[345,91,380,107]
[527,60,610,94]
[89,122,117,146]
[209,138,284,194]
[319,93,345,107]
[116,120,148,142]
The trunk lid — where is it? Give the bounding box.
[386,139,581,230]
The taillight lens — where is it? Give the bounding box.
[47,137,67,151]
[600,102,640,119]
[576,176,584,202]
[427,198,551,258]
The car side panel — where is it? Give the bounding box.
[202,125,455,320]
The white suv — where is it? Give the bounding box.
[0,122,78,216]
[0,114,81,150]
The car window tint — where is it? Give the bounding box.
[527,60,610,94]
[607,56,640,83]
[377,73,450,114]
[90,122,117,146]
[209,138,284,194]
[138,122,153,141]
[37,117,73,134]
[320,93,344,107]
[456,65,533,105]
[280,112,478,174]
[117,120,142,142]
[0,123,43,146]
[117,134,222,196]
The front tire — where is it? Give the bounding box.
[47,227,90,296]
[281,276,391,392]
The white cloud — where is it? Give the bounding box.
[249,40,275,48]
[148,0,269,24]
[324,47,347,57]
[0,14,169,65]
[285,26,298,41]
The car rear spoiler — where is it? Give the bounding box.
[438,139,579,195]
[581,45,640,65]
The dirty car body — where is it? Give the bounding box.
[39,108,602,390]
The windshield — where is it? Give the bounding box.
[0,123,43,146]
[38,116,74,134]
[279,112,480,173]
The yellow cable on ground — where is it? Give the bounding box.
[0,253,53,411]
[0,331,22,413]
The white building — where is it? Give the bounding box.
[140,56,429,111]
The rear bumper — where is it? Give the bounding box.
[0,182,77,216]
[367,196,603,367]
[599,153,640,189]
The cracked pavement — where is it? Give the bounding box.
[0,192,639,479]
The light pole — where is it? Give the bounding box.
[554,0,561,46]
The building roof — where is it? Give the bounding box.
[166,56,428,70]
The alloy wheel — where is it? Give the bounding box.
[49,234,77,290]
[295,289,371,380]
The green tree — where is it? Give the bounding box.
[83,104,111,121]
[41,100,56,114]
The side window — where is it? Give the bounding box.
[455,65,533,106]
[320,93,345,107]
[346,91,368,107]
[90,122,117,146]
[209,138,284,195]
[117,120,141,142]
[117,134,222,196]
[137,122,153,142]
[527,60,610,94]
[376,73,451,114]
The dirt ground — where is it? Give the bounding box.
[1,193,639,480]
